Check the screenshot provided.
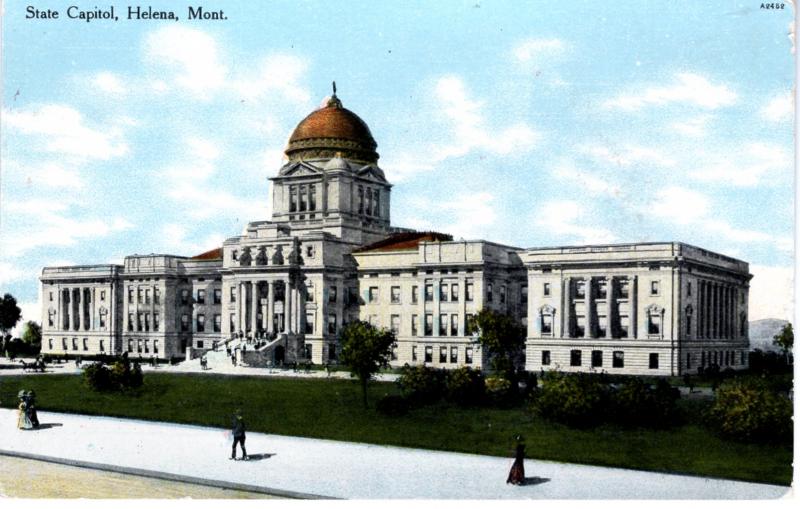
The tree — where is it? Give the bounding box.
[472,308,526,377]
[339,320,396,408]
[0,293,22,335]
[772,322,793,362]
[22,321,42,347]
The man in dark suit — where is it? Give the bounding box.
[231,409,248,460]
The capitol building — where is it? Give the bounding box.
[40,91,752,376]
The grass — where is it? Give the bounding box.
[0,373,791,486]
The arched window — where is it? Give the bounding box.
[646,304,664,338]
[539,304,556,336]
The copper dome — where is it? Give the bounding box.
[285,94,379,164]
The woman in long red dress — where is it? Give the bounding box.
[507,434,525,485]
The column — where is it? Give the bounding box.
[267,281,275,334]
[704,281,711,338]
[458,275,466,336]
[630,276,638,339]
[72,288,80,331]
[261,283,269,332]
[83,288,90,331]
[585,277,593,338]
[605,277,614,339]
[62,289,68,330]
[238,282,245,333]
[698,282,704,339]
[561,277,571,338]
[251,281,258,333]
[712,283,719,339]
[285,277,293,333]
[433,277,440,337]
[91,288,96,331]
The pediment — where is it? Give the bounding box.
[279,162,323,178]
[355,165,388,183]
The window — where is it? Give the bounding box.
[570,350,582,366]
[686,352,692,370]
[465,347,473,364]
[422,345,433,363]
[650,280,660,296]
[213,288,221,304]
[83,338,88,351]
[307,284,315,302]
[154,340,159,354]
[576,280,586,298]
[144,313,151,332]
[232,250,238,262]
[368,287,379,303]
[575,315,586,337]
[290,185,298,212]
[100,290,106,300]
[390,315,400,335]
[144,340,149,353]
[373,189,380,217]
[128,287,133,303]
[613,351,625,368]
[424,314,433,336]
[412,345,418,362]
[144,288,150,304]
[329,286,338,303]
[598,280,607,299]
[48,310,54,327]
[466,281,474,301]
[48,338,53,350]
[230,314,236,331]
[62,338,67,350]
[99,312,107,328]
[196,341,204,350]
[450,346,458,363]
[597,315,607,337]
[619,315,629,338]
[425,283,434,302]
[357,186,364,214]
[99,340,105,352]
[541,314,553,335]
[686,314,692,336]
[440,283,448,302]
[391,286,401,304]
[365,188,373,216]
[128,313,134,331]
[465,314,476,335]
[541,350,551,366]
[439,314,448,336]
[687,282,692,296]
[196,314,205,332]
[648,314,661,335]
[411,315,418,336]
[197,289,206,304]
[411,285,419,304]
[500,285,506,304]
[543,283,551,297]
[72,338,78,351]
[214,314,222,333]
[181,289,189,305]
[181,314,190,332]
[137,312,143,331]
[305,344,313,360]
[309,185,317,211]
[138,287,143,304]
[521,285,528,305]
[299,184,308,211]
[450,315,458,336]
[328,344,337,361]
[328,314,337,334]
[137,339,142,353]
[303,312,314,334]
[439,346,447,363]
[451,283,459,301]
[487,283,493,302]
[154,287,160,304]
[128,340,133,353]
[591,350,603,368]
[230,286,237,302]
[619,279,630,299]
[49,291,53,302]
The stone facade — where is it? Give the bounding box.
[39,93,751,374]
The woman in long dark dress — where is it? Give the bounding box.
[507,435,525,485]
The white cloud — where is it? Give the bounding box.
[580,144,675,168]
[92,72,127,95]
[233,54,311,105]
[760,92,793,122]
[512,38,565,63]
[749,265,793,321]
[12,300,42,336]
[143,26,228,97]
[669,114,712,137]
[0,261,25,285]
[3,159,83,189]
[3,104,128,160]
[604,73,737,111]
[431,76,541,160]
[400,192,498,241]
[551,160,620,196]
[160,223,225,257]
[534,200,616,244]
[651,186,710,225]
[689,142,791,186]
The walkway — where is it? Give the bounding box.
[0,409,789,499]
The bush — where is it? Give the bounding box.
[397,365,446,405]
[445,367,485,406]
[83,357,143,392]
[485,375,516,407]
[376,394,410,416]
[533,372,609,428]
[611,378,680,428]
[706,378,792,444]
[83,362,114,391]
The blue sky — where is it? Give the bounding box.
[1,0,794,329]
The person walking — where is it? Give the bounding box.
[230,409,248,460]
[25,390,39,428]
[17,391,33,430]
[506,434,525,485]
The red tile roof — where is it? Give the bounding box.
[191,247,223,260]
[353,231,453,253]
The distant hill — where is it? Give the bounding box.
[748,318,790,352]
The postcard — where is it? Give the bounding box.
[0,0,794,501]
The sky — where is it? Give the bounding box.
[0,1,795,332]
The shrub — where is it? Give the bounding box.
[397,365,446,405]
[485,375,516,407]
[706,378,792,443]
[611,378,680,428]
[533,371,609,428]
[376,394,410,416]
[83,362,114,391]
[445,367,485,406]
[83,358,143,392]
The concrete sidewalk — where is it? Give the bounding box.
[0,409,789,499]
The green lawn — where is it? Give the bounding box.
[0,373,791,485]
